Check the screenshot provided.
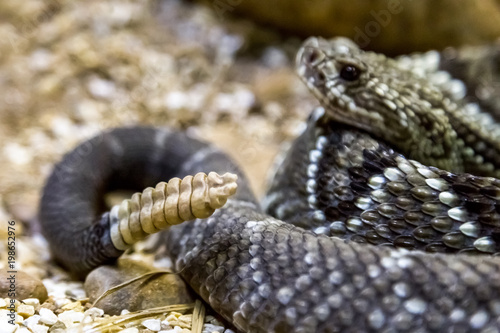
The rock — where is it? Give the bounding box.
[142,318,161,331]
[0,323,18,333]
[0,271,48,303]
[22,314,40,329]
[57,310,84,327]
[17,304,35,316]
[84,259,195,315]
[39,308,58,325]
[30,325,49,333]
[83,307,104,319]
[15,328,31,333]
[202,323,224,333]
[47,321,66,333]
[22,298,40,307]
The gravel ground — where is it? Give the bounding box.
[0,0,316,332]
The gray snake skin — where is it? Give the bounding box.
[40,38,500,332]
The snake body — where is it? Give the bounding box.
[40,38,500,332]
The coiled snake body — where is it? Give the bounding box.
[40,38,500,332]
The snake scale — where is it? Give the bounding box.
[39,37,500,332]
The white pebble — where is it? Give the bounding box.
[164,91,188,109]
[87,76,116,100]
[21,299,40,307]
[0,322,18,333]
[30,324,49,333]
[202,323,225,333]
[16,327,32,333]
[58,310,84,326]
[3,142,32,165]
[17,304,35,317]
[39,308,58,325]
[0,299,6,308]
[161,318,172,329]
[23,314,41,328]
[54,298,71,308]
[84,307,104,318]
[142,318,161,331]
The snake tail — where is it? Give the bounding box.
[39,126,252,277]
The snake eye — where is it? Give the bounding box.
[340,64,360,81]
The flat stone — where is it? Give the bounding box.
[0,272,48,303]
[84,259,195,315]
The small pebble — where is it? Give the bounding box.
[54,298,71,308]
[202,323,224,333]
[39,308,58,325]
[30,324,49,333]
[22,298,40,306]
[46,321,66,333]
[23,314,41,328]
[61,301,84,312]
[15,328,31,333]
[84,307,104,318]
[142,318,161,331]
[17,304,35,316]
[161,318,172,329]
[0,323,18,333]
[58,310,84,326]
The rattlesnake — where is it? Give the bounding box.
[40,37,500,332]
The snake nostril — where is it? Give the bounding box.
[305,49,321,65]
[314,71,326,82]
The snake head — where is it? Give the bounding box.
[296,37,461,168]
